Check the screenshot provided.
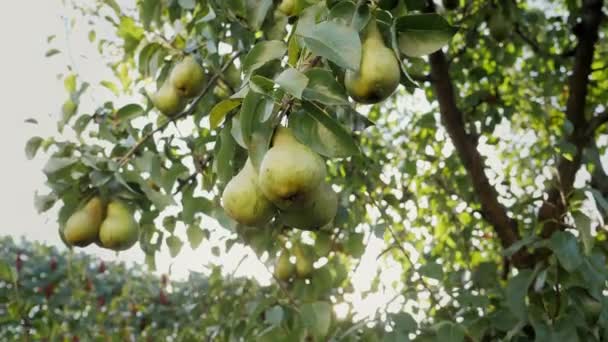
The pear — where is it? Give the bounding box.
[274,250,295,281]
[345,19,400,104]
[488,11,512,42]
[279,183,338,230]
[221,159,276,226]
[258,127,327,210]
[169,55,206,98]
[293,244,314,278]
[151,82,186,117]
[64,197,105,247]
[277,0,296,16]
[99,201,140,251]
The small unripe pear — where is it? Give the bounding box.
[222,159,276,226]
[64,197,105,247]
[258,127,326,210]
[169,55,205,98]
[345,19,400,104]
[274,251,295,281]
[279,183,338,230]
[99,201,139,251]
[293,244,314,278]
[151,82,186,117]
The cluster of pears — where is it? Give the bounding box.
[274,244,315,281]
[222,127,338,230]
[345,18,400,104]
[151,55,205,117]
[62,197,140,251]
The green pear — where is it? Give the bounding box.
[345,19,400,104]
[151,82,186,117]
[258,127,327,210]
[64,197,105,247]
[169,55,205,98]
[293,244,314,278]
[274,250,295,281]
[277,0,296,16]
[488,11,512,42]
[221,159,276,226]
[99,201,139,251]
[279,183,338,230]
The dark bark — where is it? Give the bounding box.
[428,50,532,268]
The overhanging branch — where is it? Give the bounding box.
[537,0,604,241]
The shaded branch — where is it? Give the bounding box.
[428,49,532,268]
[587,110,608,134]
[117,51,242,167]
[536,0,604,243]
[515,25,575,59]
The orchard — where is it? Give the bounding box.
[3,0,608,340]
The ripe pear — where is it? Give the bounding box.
[221,159,276,226]
[151,82,186,117]
[169,55,205,98]
[274,251,295,281]
[293,244,314,278]
[258,127,327,210]
[99,201,140,251]
[64,197,105,247]
[345,19,400,104]
[279,183,338,230]
[488,11,512,42]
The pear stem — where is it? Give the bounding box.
[118,51,243,167]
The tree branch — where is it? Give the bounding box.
[587,110,608,134]
[117,51,242,167]
[536,0,604,242]
[428,49,532,268]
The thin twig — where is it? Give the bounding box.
[118,51,242,167]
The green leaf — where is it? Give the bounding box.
[73,114,92,136]
[265,305,284,326]
[216,122,237,184]
[166,235,183,258]
[300,21,361,71]
[573,211,593,255]
[0,260,13,283]
[45,49,61,58]
[116,103,144,122]
[436,321,465,342]
[209,99,242,129]
[242,40,287,78]
[344,232,365,258]
[239,91,274,168]
[300,301,332,339]
[302,68,348,105]
[274,68,309,99]
[589,188,608,215]
[246,0,273,30]
[300,101,360,157]
[64,74,77,93]
[419,262,443,280]
[186,225,205,249]
[549,231,583,272]
[101,80,120,96]
[34,192,57,213]
[395,14,458,57]
[506,269,534,320]
[25,137,43,160]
